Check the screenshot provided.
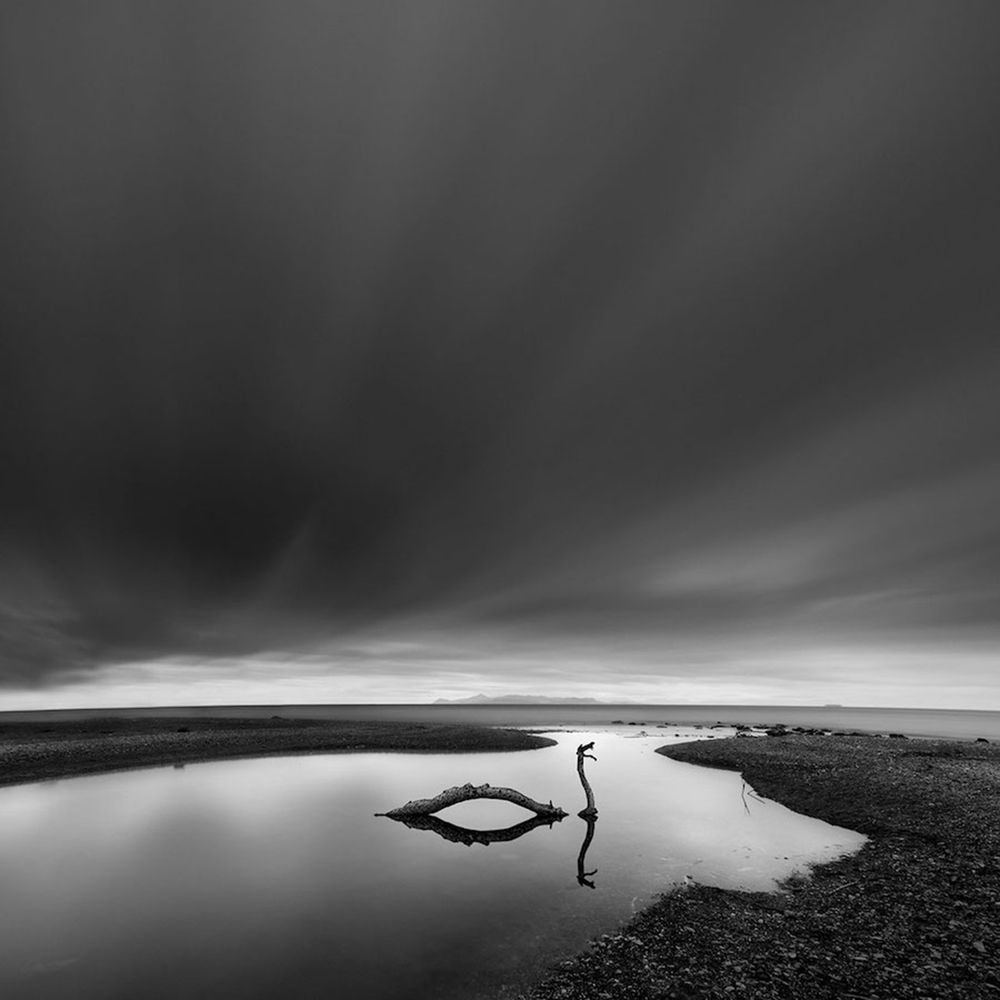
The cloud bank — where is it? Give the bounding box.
[2,2,998,706]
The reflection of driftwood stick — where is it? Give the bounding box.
[382,812,563,847]
[576,742,598,818]
[576,815,598,888]
[377,782,567,820]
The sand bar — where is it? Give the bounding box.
[0,716,555,788]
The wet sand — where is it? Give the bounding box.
[519,733,1000,1000]
[0,716,555,788]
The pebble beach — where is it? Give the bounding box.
[519,732,1000,1000]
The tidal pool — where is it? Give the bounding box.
[0,727,865,999]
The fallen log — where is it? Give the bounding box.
[376,782,567,820]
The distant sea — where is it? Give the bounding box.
[3,704,999,740]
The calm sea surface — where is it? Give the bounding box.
[6,704,999,739]
[0,727,864,1000]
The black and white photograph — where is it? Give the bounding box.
[2,3,999,997]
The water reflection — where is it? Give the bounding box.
[383,796,603,892]
[383,811,563,846]
[383,803,603,893]
[0,727,866,1000]
[576,816,599,888]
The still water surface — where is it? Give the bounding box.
[16,704,997,740]
[0,727,865,999]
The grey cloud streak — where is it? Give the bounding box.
[1,2,999,697]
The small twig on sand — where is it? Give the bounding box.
[828,880,860,895]
[740,780,767,813]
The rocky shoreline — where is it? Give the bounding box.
[0,716,555,788]
[516,733,1000,1000]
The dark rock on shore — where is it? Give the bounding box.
[517,734,1000,1000]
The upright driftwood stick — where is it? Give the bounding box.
[576,742,598,818]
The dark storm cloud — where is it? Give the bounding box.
[2,2,999,688]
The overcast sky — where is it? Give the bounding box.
[2,2,999,709]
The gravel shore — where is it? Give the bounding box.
[0,716,555,788]
[518,734,1000,1000]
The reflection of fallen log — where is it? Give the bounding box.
[377,782,567,820]
[382,812,563,847]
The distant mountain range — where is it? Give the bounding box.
[432,694,606,705]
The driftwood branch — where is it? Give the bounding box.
[576,742,598,818]
[383,812,562,847]
[377,782,568,820]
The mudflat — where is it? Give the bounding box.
[520,733,1000,999]
[0,716,555,788]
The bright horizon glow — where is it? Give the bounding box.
[3,641,998,712]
